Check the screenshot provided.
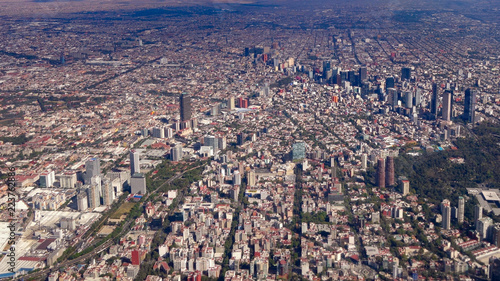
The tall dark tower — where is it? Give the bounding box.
[180,93,192,121]
[401,67,411,80]
[377,158,386,188]
[385,156,395,187]
[464,88,477,123]
[359,67,367,82]
[431,83,439,118]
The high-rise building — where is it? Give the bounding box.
[441,199,451,230]
[84,158,100,184]
[228,97,235,110]
[233,171,241,186]
[385,156,395,186]
[87,183,100,209]
[401,67,411,80]
[464,88,477,123]
[405,92,413,108]
[77,191,88,211]
[171,145,183,162]
[386,77,395,89]
[247,170,256,187]
[431,83,439,118]
[458,196,465,224]
[361,154,367,169]
[359,67,367,82]
[237,133,246,146]
[377,158,385,188]
[292,141,306,160]
[39,171,55,188]
[204,136,219,154]
[131,173,147,195]
[130,150,140,175]
[102,178,114,206]
[475,205,483,229]
[442,89,452,121]
[477,217,493,240]
[387,88,398,109]
[493,224,500,247]
[180,93,192,121]
[400,179,410,196]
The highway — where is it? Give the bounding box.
[16,164,203,281]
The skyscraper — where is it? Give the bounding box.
[400,179,410,196]
[171,145,183,162]
[131,173,147,195]
[84,157,100,184]
[87,183,100,209]
[385,156,395,187]
[377,158,385,188]
[359,67,367,82]
[130,150,140,175]
[458,196,465,224]
[180,93,192,121]
[204,135,219,154]
[475,205,483,229]
[442,89,452,121]
[464,88,477,123]
[388,88,398,109]
[401,67,411,80]
[431,83,439,118]
[441,199,451,230]
[102,178,114,206]
[292,141,306,160]
[386,77,395,89]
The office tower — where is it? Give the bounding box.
[247,170,256,187]
[228,97,235,110]
[102,178,114,206]
[130,150,140,175]
[401,67,411,80]
[359,67,367,82]
[377,158,385,188]
[237,133,246,146]
[233,171,241,186]
[493,224,500,246]
[415,88,422,106]
[385,156,395,186]
[180,93,192,121]
[39,171,55,188]
[204,135,219,153]
[458,196,465,224]
[442,89,452,121]
[165,127,174,138]
[211,104,220,116]
[361,154,367,169]
[171,145,183,161]
[84,158,100,184]
[475,205,483,229]
[87,183,100,209]
[399,179,410,196]
[441,199,451,230]
[218,136,227,150]
[386,77,395,89]
[387,88,398,109]
[405,92,413,108]
[464,88,477,123]
[131,173,147,195]
[292,141,306,160]
[477,217,492,240]
[76,191,88,211]
[431,83,439,118]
